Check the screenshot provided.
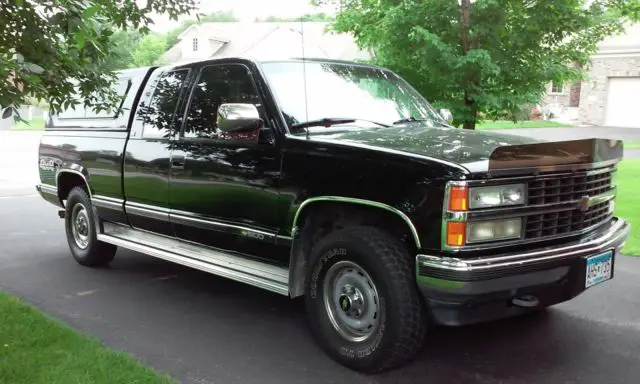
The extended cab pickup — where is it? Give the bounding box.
[36,57,630,373]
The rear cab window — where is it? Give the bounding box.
[46,67,153,130]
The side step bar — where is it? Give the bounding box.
[97,223,290,296]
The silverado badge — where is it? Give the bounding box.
[578,195,591,212]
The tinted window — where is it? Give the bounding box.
[137,69,189,139]
[183,64,262,139]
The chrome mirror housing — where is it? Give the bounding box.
[217,103,262,133]
[439,108,453,124]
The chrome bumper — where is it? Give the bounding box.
[417,217,630,280]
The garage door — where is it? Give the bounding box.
[605,77,640,128]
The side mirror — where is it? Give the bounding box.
[439,108,453,124]
[217,103,262,133]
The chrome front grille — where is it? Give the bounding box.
[442,165,618,252]
[528,170,612,205]
[523,167,615,240]
[525,201,612,239]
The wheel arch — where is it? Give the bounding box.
[56,168,92,204]
[288,196,421,298]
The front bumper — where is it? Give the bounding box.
[416,217,631,326]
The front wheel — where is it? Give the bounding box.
[304,226,427,373]
[64,186,117,267]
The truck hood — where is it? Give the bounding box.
[299,124,623,175]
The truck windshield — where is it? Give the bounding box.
[259,61,445,134]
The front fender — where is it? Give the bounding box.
[291,196,422,249]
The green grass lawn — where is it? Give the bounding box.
[624,140,640,149]
[11,116,45,130]
[0,292,173,384]
[476,120,573,129]
[616,159,640,255]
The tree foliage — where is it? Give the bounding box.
[132,34,168,67]
[0,0,197,120]
[614,0,640,18]
[104,29,144,71]
[317,0,639,129]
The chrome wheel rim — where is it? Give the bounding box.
[71,203,90,249]
[323,260,380,342]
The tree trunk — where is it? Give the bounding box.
[463,91,477,130]
[460,0,477,130]
[460,0,471,52]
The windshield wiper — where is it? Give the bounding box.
[392,116,432,125]
[291,117,389,130]
[392,116,450,127]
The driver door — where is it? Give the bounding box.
[168,62,283,257]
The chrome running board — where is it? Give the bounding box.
[97,222,290,296]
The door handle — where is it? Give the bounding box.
[171,155,185,169]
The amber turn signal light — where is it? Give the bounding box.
[448,185,469,211]
[446,221,466,246]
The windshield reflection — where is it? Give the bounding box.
[259,61,445,133]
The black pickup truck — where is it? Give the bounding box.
[37,57,630,373]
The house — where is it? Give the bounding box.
[159,21,371,64]
[544,23,640,128]
[578,23,640,128]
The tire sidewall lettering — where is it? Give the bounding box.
[309,244,389,360]
[338,296,387,359]
[304,227,427,372]
[309,247,346,299]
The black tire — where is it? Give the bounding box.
[304,226,427,373]
[64,186,117,267]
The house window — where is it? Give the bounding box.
[192,38,198,52]
[551,81,564,94]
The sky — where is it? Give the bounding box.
[148,0,338,32]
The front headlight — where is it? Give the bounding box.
[467,218,522,243]
[469,184,526,209]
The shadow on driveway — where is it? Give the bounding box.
[3,242,639,384]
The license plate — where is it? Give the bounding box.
[585,250,613,288]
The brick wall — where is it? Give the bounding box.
[578,56,640,125]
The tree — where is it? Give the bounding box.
[132,34,168,67]
[104,29,144,71]
[0,0,197,120]
[316,0,640,129]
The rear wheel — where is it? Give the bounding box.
[304,226,427,373]
[64,186,117,267]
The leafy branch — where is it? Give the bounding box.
[0,0,198,120]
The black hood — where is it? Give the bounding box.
[298,123,623,175]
